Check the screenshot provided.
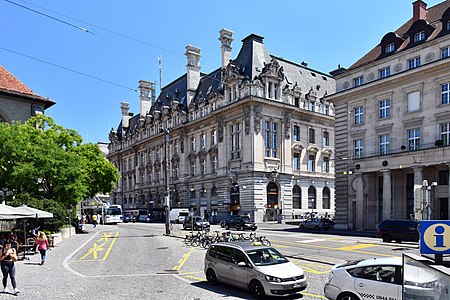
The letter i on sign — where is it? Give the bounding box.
[434,225,445,247]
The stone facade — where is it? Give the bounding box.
[107,30,336,223]
[327,0,450,230]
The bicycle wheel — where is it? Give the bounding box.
[191,237,200,247]
[261,238,271,247]
[184,235,192,246]
[202,238,212,249]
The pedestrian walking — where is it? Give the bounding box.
[31,225,40,253]
[92,214,97,228]
[0,240,19,295]
[36,232,49,266]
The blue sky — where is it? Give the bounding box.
[1,0,442,143]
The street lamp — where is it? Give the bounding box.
[421,180,437,220]
[0,188,13,205]
[163,129,171,235]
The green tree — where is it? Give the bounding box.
[0,115,119,228]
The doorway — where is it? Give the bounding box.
[440,198,448,220]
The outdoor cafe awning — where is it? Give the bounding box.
[17,205,53,219]
[0,204,34,220]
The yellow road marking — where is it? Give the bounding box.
[79,242,106,260]
[336,243,377,251]
[98,232,113,243]
[298,265,330,275]
[103,232,119,261]
[172,247,195,271]
[270,244,289,248]
[272,239,392,257]
[185,275,206,281]
[300,291,327,299]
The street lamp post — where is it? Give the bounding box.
[163,129,171,235]
[0,188,13,205]
[421,180,438,220]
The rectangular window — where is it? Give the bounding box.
[211,156,217,173]
[354,139,364,159]
[408,91,421,112]
[442,47,450,59]
[268,82,272,98]
[408,57,421,69]
[211,129,217,145]
[442,83,450,105]
[379,67,390,79]
[308,155,315,172]
[293,153,300,170]
[190,161,195,176]
[156,148,160,161]
[309,101,315,112]
[448,20,450,31]
[271,123,277,157]
[231,124,241,159]
[200,132,206,148]
[379,99,391,119]
[440,122,450,146]
[408,128,421,151]
[439,170,449,185]
[324,104,330,115]
[293,125,300,142]
[323,131,329,146]
[379,134,390,155]
[265,121,270,157]
[174,141,179,155]
[353,76,364,87]
[354,106,364,125]
[323,157,329,173]
[191,136,196,152]
[309,128,315,143]
[200,158,206,175]
[385,43,395,53]
[294,97,300,107]
[414,31,425,43]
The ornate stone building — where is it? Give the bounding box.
[0,65,54,123]
[107,30,335,222]
[328,0,450,230]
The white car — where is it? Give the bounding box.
[205,242,307,298]
[324,257,441,300]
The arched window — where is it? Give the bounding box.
[266,182,278,208]
[292,185,301,209]
[308,186,316,209]
[323,187,330,209]
[211,186,218,197]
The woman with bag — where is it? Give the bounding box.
[36,232,49,266]
[0,240,19,295]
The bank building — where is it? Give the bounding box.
[107,29,335,222]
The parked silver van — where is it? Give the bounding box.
[204,241,307,298]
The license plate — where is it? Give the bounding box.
[293,283,302,288]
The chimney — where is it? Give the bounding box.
[219,28,234,68]
[185,45,201,106]
[413,0,427,22]
[138,80,155,118]
[120,102,131,128]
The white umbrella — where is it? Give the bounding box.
[0,204,34,220]
[17,205,53,219]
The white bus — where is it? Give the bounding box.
[104,205,123,224]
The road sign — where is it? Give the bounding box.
[420,221,450,254]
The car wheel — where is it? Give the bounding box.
[314,225,320,230]
[395,240,402,243]
[206,268,218,285]
[337,292,360,300]
[240,225,245,231]
[183,224,187,230]
[299,224,305,230]
[249,280,265,299]
[225,224,230,230]
[382,234,392,243]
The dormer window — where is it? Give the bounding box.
[353,76,364,87]
[385,43,395,54]
[414,31,425,43]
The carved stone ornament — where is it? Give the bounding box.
[267,170,279,182]
[343,81,350,89]
[284,111,291,139]
[218,117,224,142]
[260,58,284,80]
[244,105,251,135]
[394,63,402,72]
[254,105,262,134]
[228,172,237,185]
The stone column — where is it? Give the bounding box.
[355,173,364,230]
[382,170,392,220]
[413,166,423,220]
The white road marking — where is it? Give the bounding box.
[296,239,326,243]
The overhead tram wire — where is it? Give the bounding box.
[4,0,93,34]
[6,0,225,86]
[0,46,138,92]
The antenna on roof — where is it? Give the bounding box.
[158,55,163,93]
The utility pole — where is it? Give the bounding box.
[163,129,170,235]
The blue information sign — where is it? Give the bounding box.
[420,220,450,254]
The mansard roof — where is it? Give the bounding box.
[0,65,55,108]
[149,74,188,115]
[348,0,450,71]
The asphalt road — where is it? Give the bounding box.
[1,222,420,300]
